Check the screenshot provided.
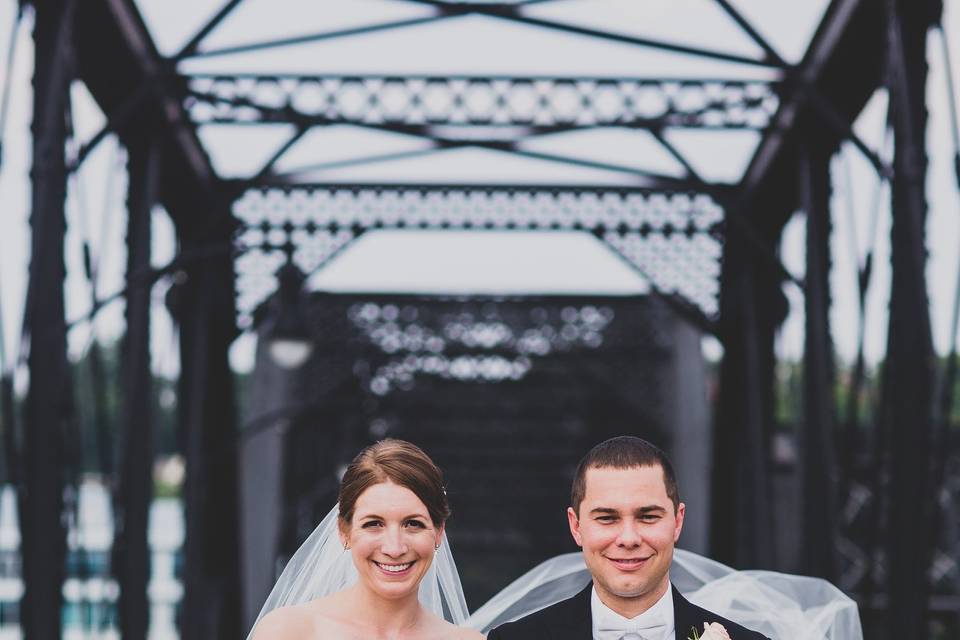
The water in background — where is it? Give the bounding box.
[0,482,184,639]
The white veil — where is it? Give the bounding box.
[247,505,470,639]
[465,551,863,639]
[248,506,862,640]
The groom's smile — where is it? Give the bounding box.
[567,464,685,618]
[606,555,653,571]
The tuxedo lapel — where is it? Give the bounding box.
[672,586,701,640]
[545,584,594,640]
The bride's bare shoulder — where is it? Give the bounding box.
[424,615,484,640]
[252,593,357,639]
[250,604,315,639]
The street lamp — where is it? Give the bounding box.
[261,263,314,369]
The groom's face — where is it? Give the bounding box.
[567,465,685,615]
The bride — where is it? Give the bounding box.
[250,439,482,639]
[249,438,863,639]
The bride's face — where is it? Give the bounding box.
[341,480,444,601]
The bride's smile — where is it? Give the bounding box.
[343,480,444,600]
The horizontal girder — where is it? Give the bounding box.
[186,75,780,131]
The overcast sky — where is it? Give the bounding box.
[0,0,959,380]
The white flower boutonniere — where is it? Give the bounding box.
[689,622,732,640]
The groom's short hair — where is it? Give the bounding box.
[570,436,680,514]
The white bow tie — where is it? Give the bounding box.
[594,608,667,640]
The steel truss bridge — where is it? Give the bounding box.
[1,0,955,638]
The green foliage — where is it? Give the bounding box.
[67,340,183,495]
[771,353,960,431]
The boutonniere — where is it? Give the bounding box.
[689,622,732,640]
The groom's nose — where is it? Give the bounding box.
[615,521,641,547]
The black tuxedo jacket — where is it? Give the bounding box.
[485,583,770,640]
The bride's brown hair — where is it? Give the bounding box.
[338,438,451,527]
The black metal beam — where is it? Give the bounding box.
[252,124,308,181]
[185,72,779,83]
[737,0,874,227]
[710,169,791,569]
[711,0,788,67]
[66,76,152,172]
[265,121,701,187]
[174,224,242,640]
[0,375,15,486]
[73,0,227,237]
[238,221,715,241]
[512,147,695,185]
[267,146,441,181]
[882,0,940,636]
[21,0,74,637]
[798,138,839,581]
[258,171,716,196]
[183,14,451,59]
[710,246,779,568]
[507,14,776,69]
[742,0,863,189]
[234,181,727,196]
[649,128,704,183]
[403,0,780,68]
[114,132,160,640]
[174,0,246,60]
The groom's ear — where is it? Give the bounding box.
[673,502,685,543]
[567,507,583,547]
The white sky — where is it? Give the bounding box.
[0,0,958,379]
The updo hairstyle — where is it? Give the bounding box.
[338,439,451,528]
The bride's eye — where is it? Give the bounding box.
[361,520,383,528]
[404,519,427,529]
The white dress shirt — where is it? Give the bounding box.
[591,583,675,640]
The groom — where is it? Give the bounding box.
[487,436,769,640]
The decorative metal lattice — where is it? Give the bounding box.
[835,451,960,609]
[187,75,780,130]
[232,185,725,323]
[345,300,616,395]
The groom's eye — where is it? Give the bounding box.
[595,515,617,523]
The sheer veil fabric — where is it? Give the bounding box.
[249,505,863,640]
[467,551,863,639]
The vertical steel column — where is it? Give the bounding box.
[22,0,73,637]
[882,0,939,635]
[174,227,241,640]
[114,134,160,640]
[799,140,839,580]
[711,216,783,568]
